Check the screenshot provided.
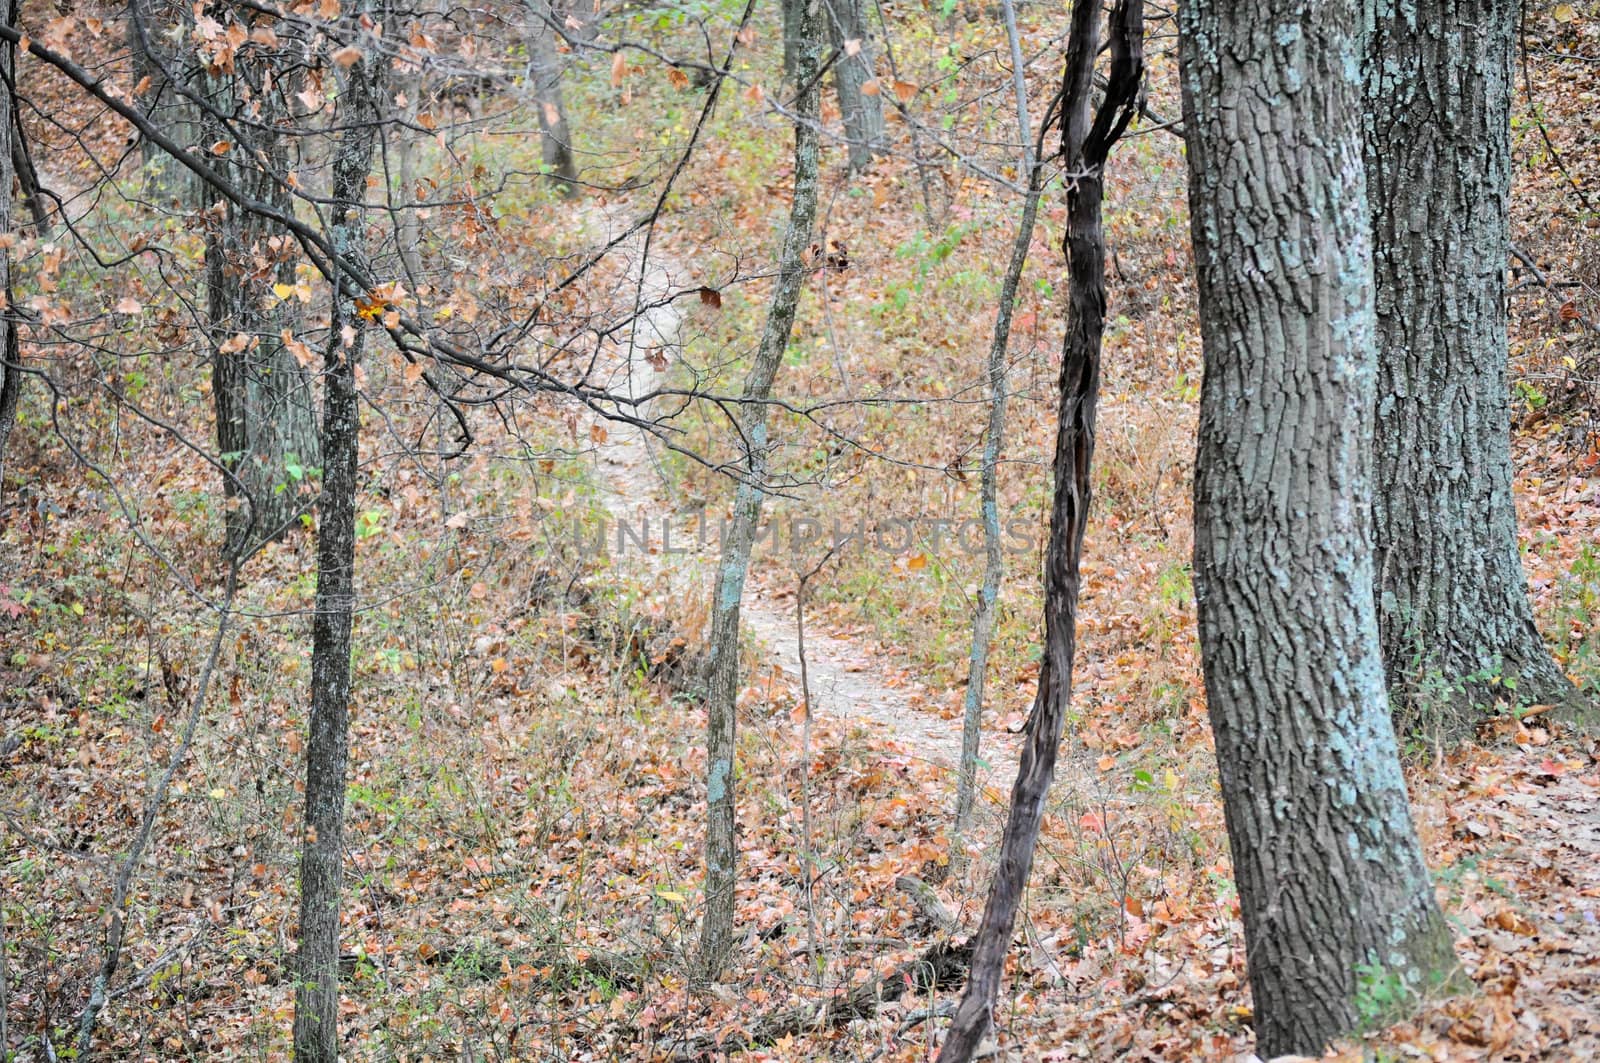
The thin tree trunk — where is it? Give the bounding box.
[127,0,198,201]
[291,15,383,1063]
[1365,0,1577,731]
[782,0,803,82]
[10,112,48,235]
[953,0,1036,844]
[825,0,883,172]
[0,3,17,495]
[74,571,240,1055]
[200,35,321,561]
[938,1,1141,1056]
[696,0,823,982]
[527,0,579,196]
[0,310,18,498]
[1178,1,1458,1056]
[394,70,425,281]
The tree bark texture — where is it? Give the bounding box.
[291,15,382,1063]
[1365,0,1574,728]
[939,0,1141,1056]
[527,0,579,196]
[696,0,822,982]
[200,33,321,561]
[1178,2,1457,1056]
[127,0,200,200]
[825,0,884,172]
[0,6,16,496]
[954,0,1038,843]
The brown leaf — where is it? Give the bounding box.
[698,286,722,309]
[667,67,690,90]
[891,80,917,104]
[610,51,627,88]
[330,45,363,68]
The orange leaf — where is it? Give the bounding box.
[610,51,626,88]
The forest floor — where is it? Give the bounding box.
[2,1,1599,1061]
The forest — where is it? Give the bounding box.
[0,0,1597,1058]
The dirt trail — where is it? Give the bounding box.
[578,204,1018,783]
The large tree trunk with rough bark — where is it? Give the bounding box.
[200,35,320,562]
[291,15,382,1063]
[1365,0,1575,732]
[938,1,1141,1056]
[825,0,883,172]
[526,0,579,196]
[696,0,822,982]
[1178,2,1458,1056]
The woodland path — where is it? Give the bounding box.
[578,202,1019,787]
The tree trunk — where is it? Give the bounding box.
[696,0,822,982]
[1365,0,1575,731]
[291,16,382,1063]
[1178,2,1457,1057]
[0,5,17,495]
[127,0,199,201]
[10,107,49,235]
[782,0,802,82]
[938,1,1141,1056]
[200,41,320,562]
[825,0,883,172]
[526,0,579,196]
[954,0,1036,845]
